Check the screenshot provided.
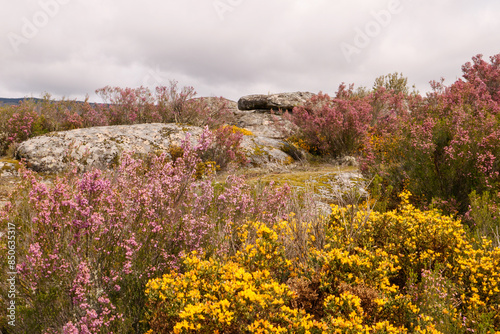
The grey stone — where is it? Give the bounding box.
[232,110,292,139]
[336,156,358,167]
[237,92,315,111]
[15,123,298,173]
[16,123,204,173]
[192,96,238,111]
[241,136,293,166]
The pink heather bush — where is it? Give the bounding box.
[200,125,248,170]
[286,84,372,157]
[0,102,39,153]
[96,81,234,128]
[96,86,159,125]
[154,81,235,128]
[34,95,85,133]
[361,53,500,216]
[0,128,296,333]
[5,105,38,144]
[461,53,500,110]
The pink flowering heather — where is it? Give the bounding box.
[361,53,500,216]
[0,127,298,332]
[96,86,158,125]
[200,125,248,170]
[0,102,39,148]
[286,84,372,157]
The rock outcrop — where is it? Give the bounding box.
[231,91,311,139]
[16,123,296,173]
[232,110,291,139]
[16,123,204,173]
[237,92,314,111]
[240,135,291,166]
[201,96,238,111]
[14,91,319,174]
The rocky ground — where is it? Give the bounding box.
[0,158,21,209]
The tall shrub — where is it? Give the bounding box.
[361,54,500,215]
[286,84,372,157]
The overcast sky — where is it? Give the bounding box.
[1,0,500,102]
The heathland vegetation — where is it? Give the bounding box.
[1,54,500,333]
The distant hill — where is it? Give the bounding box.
[0,97,44,105]
[0,97,105,108]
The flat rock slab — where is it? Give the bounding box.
[16,123,204,173]
[16,123,296,173]
[238,92,315,111]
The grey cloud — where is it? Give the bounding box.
[1,0,500,102]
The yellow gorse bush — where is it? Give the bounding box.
[329,191,469,277]
[144,192,500,333]
[144,251,323,333]
[326,191,500,332]
[233,221,296,281]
